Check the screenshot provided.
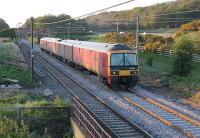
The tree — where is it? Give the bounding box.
[0,18,15,39]
[0,18,9,30]
[172,36,194,76]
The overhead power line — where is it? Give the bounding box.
[141,9,200,18]
[142,17,200,20]
[33,0,135,25]
[142,19,200,24]
[0,28,14,33]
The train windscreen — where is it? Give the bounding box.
[110,53,137,67]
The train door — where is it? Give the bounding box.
[95,52,99,74]
[91,50,95,72]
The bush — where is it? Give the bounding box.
[104,32,136,47]
[175,20,200,37]
[172,36,194,76]
[144,35,173,52]
[53,96,68,107]
[145,54,153,66]
[0,118,50,138]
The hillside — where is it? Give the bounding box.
[86,0,200,30]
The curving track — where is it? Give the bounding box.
[20,41,152,138]
[121,89,200,138]
[20,40,200,138]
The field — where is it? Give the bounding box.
[83,34,106,42]
[139,52,200,100]
[0,40,33,86]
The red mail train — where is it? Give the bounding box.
[40,37,139,88]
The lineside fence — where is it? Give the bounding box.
[0,106,70,138]
[72,97,113,138]
[139,46,200,63]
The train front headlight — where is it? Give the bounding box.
[110,71,119,75]
[130,71,138,74]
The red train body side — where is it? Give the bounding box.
[40,38,109,82]
[40,38,138,87]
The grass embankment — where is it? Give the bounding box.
[0,90,71,138]
[0,41,33,86]
[83,34,106,42]
[28,37,38,44]
[139,52,200,100]
[55,34,106,42]
[183,32,200,54]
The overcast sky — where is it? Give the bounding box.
[0,0,174,27]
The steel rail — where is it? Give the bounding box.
[127,88,200,138]
[35,50,152,138]
[124,97,195,138]
[20,42,153,138]
[128,89,200,127]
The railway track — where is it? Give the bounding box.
[20,44,44,78]
[120,89,200,138]
[20,40,200,138]
[20,42,152,138]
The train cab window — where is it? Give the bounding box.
[110,53,137,67]
[110,54,124,66]
[125,54,137,66]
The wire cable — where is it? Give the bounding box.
[141,9,200,18]
[0,28,14,33]
[140,19,200,24]
[33,0,135,25]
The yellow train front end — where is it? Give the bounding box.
[107,47,139,88]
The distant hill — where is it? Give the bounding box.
[86,0,200,31]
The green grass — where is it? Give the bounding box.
[0,42,15,62]
[0,90,69,108]
[0,90,69,118]
[0,42,33,86]
[0,65,32,85]
[0,90,50,107]
[84,34,106,42]
[0,118,51,138]
[182,32,200,54]
[56,34,106,42]
[0,91,71,138]
[139,52,200,98]
[28,37,38,44]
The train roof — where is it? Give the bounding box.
[60,40,133,52]
[41,37,134,52]
[41,37,61,42]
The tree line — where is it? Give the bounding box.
[86,0,200,31]
[0,18,15,40]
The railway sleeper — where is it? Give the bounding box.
[97,113,116,116]
[99,118,121,122]
[180,125,200,129]
[118,132,143,138]
[183,127,200,132]
[165,118,183,121]
[112,127,137,133]
[156,113,175,117]
[92,110,111,114]
[88,107,110,111]
[105,122,129,126]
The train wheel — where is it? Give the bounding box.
[108,84,112,89]
[121,85,128,90]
